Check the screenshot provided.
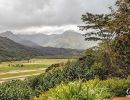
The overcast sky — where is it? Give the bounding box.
[0,0,116,34]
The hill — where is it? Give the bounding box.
[17,30,98,49]
[0,36,82,61]
[0,30,98,49]
[0,36,42,61]
[0,31,40,48]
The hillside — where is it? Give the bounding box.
[17,30,98,49]
[0,36,82,61]
[0,30,98,49]
[0,36,42,61]
[0,31,40,47]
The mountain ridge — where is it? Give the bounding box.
[0,36,82,61]
[17,30,98,49]
[0,30,98,50]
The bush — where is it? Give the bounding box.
[34,78,130,100]
[1,51,130,99]
[85,78,130,97]
[25,53,130,96]
[25,56,96,96]
[34,81,110,100]
[0,80,34,100]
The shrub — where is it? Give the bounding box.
[85,78,130,97]
[0,80,34,100]
[34,78,130,100]
[34,81,110,100]
[25,57,95,96]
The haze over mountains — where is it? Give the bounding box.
[0,36,82,61]
[0,30,97,49]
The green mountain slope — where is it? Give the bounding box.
[0,36,82,61]
[0,36,41,61]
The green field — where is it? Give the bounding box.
[0,59,74,81]
[0,59,71,73]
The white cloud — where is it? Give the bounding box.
[14,24,82,35]
[0,0,116,34]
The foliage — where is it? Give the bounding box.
[0,1,130,99]
[0,54,130,99]
[25,55,96,96]
[34,81,110,100]
[45,62,65,72]
[0,80,34,100]
[34,78,130,100]
[79,0,130,78]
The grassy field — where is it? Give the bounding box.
[0,59,74,82]
[0,59,71,73]
[0,70,45,79]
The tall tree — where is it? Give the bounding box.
[111,0,130,72]
[80,0,130,77]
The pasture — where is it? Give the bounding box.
[0,58,74,82]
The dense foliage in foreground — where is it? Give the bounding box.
[0,80,34,100]
[34,78,130,100]
[34,81,110,100]
[1,46,130,99]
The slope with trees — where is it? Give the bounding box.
[0,36,82,61]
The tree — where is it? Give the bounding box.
[111,0,130,72]
[79,0,130,77]
[79,7,115,69]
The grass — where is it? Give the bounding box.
[27,58,72,65]
[0,70,45,79]
[0,59,72,73]
[34,81,110,100]
[0,58,74,81]
[0,64,47,73]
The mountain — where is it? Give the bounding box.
[0,36,40,61]
[17,33,50,46]
[0,31,40,47]
[0,30,98,49]
[0,36,82,61]
[17,30,98,49]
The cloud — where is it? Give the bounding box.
[0,0,116,33]
[14,25,80,35]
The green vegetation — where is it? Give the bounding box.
[0,80,34,100]
[0,59,70,73]
[1,77,130,100]
[0,59,71,83]
[34,81,110,100]
[34,78,130,100]
[0,0,130,100]
[0,64,46,73]
[0,36,82,62]
[0,70,44,79]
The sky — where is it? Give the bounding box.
[0,0,116,34]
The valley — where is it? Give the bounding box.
[0,0,129,100]
[0,59,72,83]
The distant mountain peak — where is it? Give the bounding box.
[63,30,80,34]
[0,31,41,48]
[1,31,14,36]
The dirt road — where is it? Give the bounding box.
[0,68,46,83]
